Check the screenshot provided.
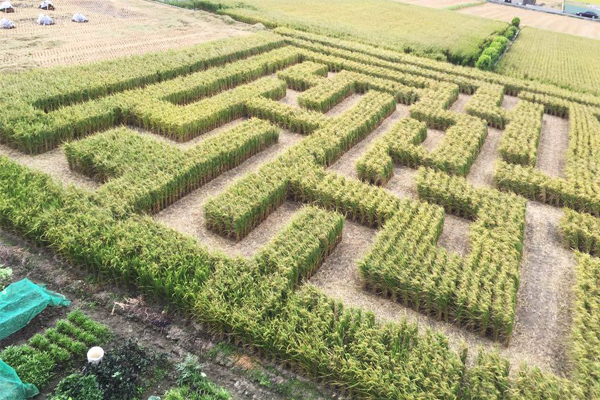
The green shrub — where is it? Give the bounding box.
[511,17,520,27]
[82,339,163,400]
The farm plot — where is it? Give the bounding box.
[497,27,600,96]
[0,0,253,72]
[2,28,600,398]
[166,0,508,64]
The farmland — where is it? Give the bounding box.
[166,0,508,64]
[2,1,600,398]
[0,0,253,72]
[497,27,600,96]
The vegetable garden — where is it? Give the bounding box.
[1,26,600,399]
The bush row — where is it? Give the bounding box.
[475,36,509,71]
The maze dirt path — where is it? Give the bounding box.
[0,35,589,384]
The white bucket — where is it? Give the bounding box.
[87,346,104,364]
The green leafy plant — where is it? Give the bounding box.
[0,266,12,290]
[51,373,103,400]
[82,339,164,400]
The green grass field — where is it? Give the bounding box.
[167,0,507,65]
[497,27,600,95]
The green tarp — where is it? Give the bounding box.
[0,278,70,341]
[0,360,38,400]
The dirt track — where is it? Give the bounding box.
[459,2,600,39]
[0,0,254,71]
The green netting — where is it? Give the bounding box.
[0,278,70,341]
[0,359,38,400]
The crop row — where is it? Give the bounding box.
[0,311,111,389]
[498,101,545,167]
[561,209,600,257]
[275,27,600,109]
[204,90,396,239]
[0,160,473,398]
[276,61,328,91]
[359,167,525,340]
[1,46,299,153]
[572,252,600,399]
[64,119,279,217]
[464,83,507,129]
[357,118,427,185]
[496,105,600,216]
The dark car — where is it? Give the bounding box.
[576,11,599,19]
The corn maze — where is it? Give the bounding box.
[2,27,600,398]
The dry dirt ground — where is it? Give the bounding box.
[0,73,578,381]
[389,0,475,8]
[459,2,600,39]
[0,0,255,71]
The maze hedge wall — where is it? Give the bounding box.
[1,29,600,398]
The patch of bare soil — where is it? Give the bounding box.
[325,93,364,117]
[459,3,600,40]
[0,231,334,400]
[501,95,519,111]
[0,144,100,191]
[279,89,301,108]
[449,93,472,113]
[438,214,471,256]
[328,105,410,180]
[536,114,569,178]
[385,166,419,200]
[154,130,303,256]
[421,128,445,151]
[467,127,502,187]
[510,202,575,376]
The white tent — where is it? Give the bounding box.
[0,1,14,12]
[72,13,88,23]
[36,13,54,25]
[0,17,15,28]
